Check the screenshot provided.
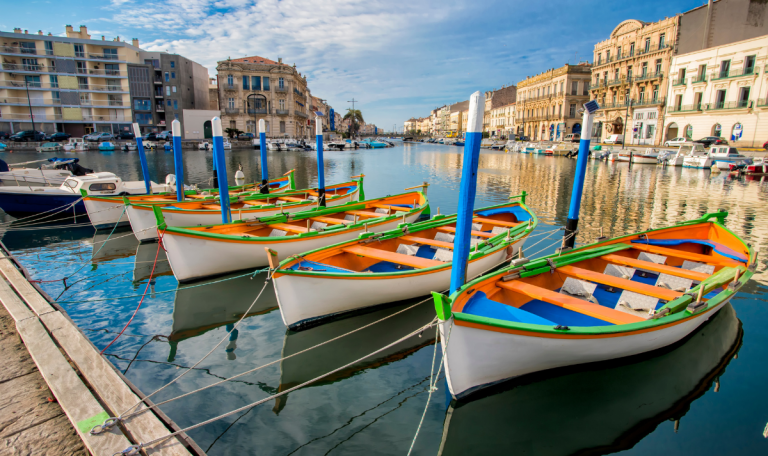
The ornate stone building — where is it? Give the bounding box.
[589,18,679,145]
[517,63,592,141]
[216,56,312,138]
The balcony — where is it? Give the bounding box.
[2,63,54,73]
[633,72,663,83]
[703,100,752,110]
[607,77,628,87]
[154,78,163,85]
[275,109,289,116]
[82,114,127,122]
[588,81,608,91]
[672,78,686,86]
[76,68,122,77]
[757,99,768,107]
[711,67,758,81]
[246,108,268,115]
[635,42,672,57]
[0,96,61,106]
[108,100,124,106]
[276,86,288,93]
[1,45,53,56]
[155,105,164,112]
[615,50,635,62]
[668,104,702,113]
[224,108,240,114]
[294,110,308,118]
[633,97,665,107]
[0,113,62,121]
[87,53,119,61]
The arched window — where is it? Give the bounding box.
[712,123,722,137]
[666,122,678,141]
[684,124,693,139]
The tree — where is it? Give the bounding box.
[343,109,364,135]
[224,127,243,139]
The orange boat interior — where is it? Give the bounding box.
[283,204,532,274]
[453,222,749,328]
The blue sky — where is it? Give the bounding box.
[3,0,705,131]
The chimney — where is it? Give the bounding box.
[116,36,120,42]
[24,30,28,34]
[278,57,282,64]
[13,28,21,34]
[38,30,43,35]
[102,36,105,41]
[48,33,52,36]
[132,38,139,48]
[65,25,73,36]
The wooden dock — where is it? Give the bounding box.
[0,244,204,455]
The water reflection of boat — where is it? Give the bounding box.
[437,303,741,456]
[91,227,138,262]
[132,241,173,282]
[166,272,279,362]
[272,300,435,414]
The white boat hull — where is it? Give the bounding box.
[274,241,521,328]
[127,192,355,242]
[630,154,659,164]
[440,300,730,399]
[683,156,712,168]
[163,211,423,282]
[84,197,131,230]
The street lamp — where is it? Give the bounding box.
[25,80,36,134]
[622,98,633,149]
[247,93,267,139]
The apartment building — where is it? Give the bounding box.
[0,25,139,136]
[404,117,419,133]
[489,102,516,138]
[517,63,592,141]
[589,18,678,145]
[664,34,767,147]
[483,85,517,138]
[217,56,312,139]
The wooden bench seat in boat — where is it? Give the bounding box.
[201,204,222,210]
[371,204,410,212]
[472,217,519,227]
[400,235,454,250]
[557,265,681,301]
[275,196,306,203]
[342,245,443,269]
[269,223,308,234]
[346,210,386,218]
[309,216,351,225]
[630,243,740,267]
[496,281,644,325]
[437,226,494,238]
[601,254,710,281]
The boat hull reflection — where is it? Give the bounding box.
[438,303,742,456]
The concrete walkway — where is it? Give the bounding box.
[0,305,86,456]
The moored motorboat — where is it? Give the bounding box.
[431,211,755,400]
[630,148,662,164]
[98,141,116,151]
[36,142,63,153]
[730,157,768,175]
[198,141,212,151]
[272,197,536,329]
[63,137,89,152]
[156,190,430,282]
[0,157,80,186]
[126,177,365,242]
[223,140,232,150]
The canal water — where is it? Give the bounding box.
[1,142,767,455]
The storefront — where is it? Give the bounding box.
[630,107,659,146]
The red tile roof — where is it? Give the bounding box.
[230,56,280,65]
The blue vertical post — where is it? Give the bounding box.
[315,115,326,207]
[133,123,152,194]
[171,119,184,202]
[259,119,268,181]
[449,91,485,294]
[211,117,231,223]
[563,100,600,249]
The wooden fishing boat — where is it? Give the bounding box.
[126,177,364,242]
[432,211,755,400]
[272,197,537,329]
[82,169,296,230]
[155,190,430,282]
[630,148,662,164]
[438,303,741,455]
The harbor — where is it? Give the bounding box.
[0,128,766,454]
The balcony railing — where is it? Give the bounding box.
[757,98,768,107]
[154,78,163,84]
[88,53,119,60]
[223,84,237,90]
[275,109,289,115]
[2,63,55,72]
[108,100,124,106]
[588,81,607,90]
[607,77,628,86]
[672,78,686,86]
[633,71,664,82]
[635,42,672,56]
[712,67,758,80]
[294,110,308,118]
[0,96,61,106]
[224,108,240,114]
[82,114,128,122]
[0,113,62,121]
[0,46,53,56]
[275,86,288,92]
[247,108,268,114]
[668,104,702,113]
[76,68,122,76]
[155,105,164,112]
[703,100,752,110]
[690,74,706,84]
[633,97,665,107]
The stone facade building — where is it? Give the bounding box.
[589,18,678,145]
[217,56,313,139]
[677,0,768,55]
[517,63,592,141]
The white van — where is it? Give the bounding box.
[604,134,624,144]
[563,134,580,143]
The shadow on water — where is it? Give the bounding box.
[438,304,743,456]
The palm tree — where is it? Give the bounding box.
[343,109,364,135]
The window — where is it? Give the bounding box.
[279,99,285,110]
[715,89,726,108]
[627,66,633,80]
[629,42,635,56]
[51,91,60,102]
[693,92,702,109]
[617,46,622,57]
[243,76,249,90]
[644,38,650,53]
[745,55,756,74]
[49,75,58,88]
[74,44,84,58]
[678,67,686,81]
[88,183,116,192]
[655,59,662,75]
[614,68,619,80]
[719,60,730,78]
[280,121,286,133]
[228,98,235,109]
[171,72,175,79]
[227,74,233,86]
[597,53,602,65]
[44,41,53,55]
[571,81,577,95]
[170,61,175,68]
[675,94,682,110]
[173,100,178,110]
[646,124,655,139]
[738,87,750,107]
[641,62,648,77]
[22,58,38,71]
[606,50,611,61]
[174,113,179,120]
[167,100,172,107]
[134,99,151,111]
[77,76,88,89]
[103,48,118,59]
[144,59,160,68]
[263,77,270,90]
[252,76,261,90]
[136,113,153,125]
[172,86,176,93]
[166,86,170,96]
[569,104,576,117]
[279,77,285,89]
[652,85,659,101]
[165,72,169,82]
[582,82,588,96]
[639,86,645,102]
[659,33,665,48]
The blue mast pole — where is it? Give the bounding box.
[563,100,600,249]
[315,115,326,207]
[449,91,485,294]
[259,119,268,182]
[211,117,230,223]
[133,123,152,195]
[171,119,184,202]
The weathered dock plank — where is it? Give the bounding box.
[0,253,56,316]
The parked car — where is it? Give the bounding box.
[118,131,135,140]
[694,136,728,148]
[47,132,71,142]
[85,132,115,142]
[10,130,46,142]
[604,134,624,145]
[763,140,768,150]
[0,132,10,140]
[563,133,580,143]
[238,132,255,140]
[517,136,530,141]
[664,137,692,147]
[156,131,172,141]
[142,132,159,141]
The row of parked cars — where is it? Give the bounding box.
[663,136,730,148]
[0,130,176,143]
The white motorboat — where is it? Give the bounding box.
[63,138,89,152]
[267,141,283,151]
[198,141,212,151]
[223,140,232,150]
[0,158,79,186]
[630,148,663,164]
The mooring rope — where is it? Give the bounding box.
[0,197,84,228]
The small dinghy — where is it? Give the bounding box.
[155,190,430,282]
[272,197,537,329]
[125,177,364,242]
[431,211,755,400]
[98,141,115,151]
